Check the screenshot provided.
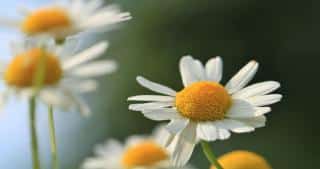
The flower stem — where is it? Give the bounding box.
[29,97,41,169]
[200,141,224,169]
[49,105,59,169]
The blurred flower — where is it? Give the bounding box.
[210,150,272,169]
[0,36,116,115]
[128,56,282,166]
[81,127,195,169]
[0,0,131,40]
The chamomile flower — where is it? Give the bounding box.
[81,127,194,169]
[128,56,282,166]
[0,0,131,40]
[210,150,272,169]
[0,37,117,115]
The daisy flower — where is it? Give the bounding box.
[210,150,272,169]
[0,36,116,115]
[81,126,195,169]
[128,56,282,166]
[0,0,131,40]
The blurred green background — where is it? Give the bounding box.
[0,0,319,169]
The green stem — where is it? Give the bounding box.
[29,97,41,169]
[200,141,224,169]
[48,105,59,169]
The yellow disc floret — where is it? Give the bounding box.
[122,141,168,168]
[176,81,231,121]
[211,151,272,169]
[4,48,62,88]
[21,7,71,35]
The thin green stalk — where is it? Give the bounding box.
[49,105,59,169]
[200,141,224,169]
[29,97,40,169]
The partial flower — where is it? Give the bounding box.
[0,0,131,40]
[81,126,194,169]
[0,36,116,115]
[210,150,272,169]
[128,56,282,166]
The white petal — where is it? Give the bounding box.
[205,56,223,82]
[254,107,271,116]
[153,125,175,147]
[167,135,195,167]
[128,95,174,102]
[62,79,98,93]
[214,119,255,133]
[225,60,259,94]
[129,102,172,111]
[63,41,109,70]
[193,60,206,81]
[166,119,189,135]
[216,128,231,140]
[79,5,131,29]
[142,109,182,121]
[180,122,197,143]
[237,116,266,128]
[233,81,281,99]
[247,94,282,106]
[226,99,256,118]
[196,122,218,141]
[68,60,117,77]
[179,56,199,87]
[136,76,176,96]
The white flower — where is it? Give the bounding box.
[0,0,131,40]
[128,56,282,166]
[0,37,117,115]
[81,126,195,169]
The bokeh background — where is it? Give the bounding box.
[0,0,319,168]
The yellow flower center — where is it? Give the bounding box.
[122,141,168,168]
[175,81,231,121]
[210,151,272,169]
[21,7,71,35]
[4,48,63,88]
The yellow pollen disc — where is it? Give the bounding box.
[122,141,168,168]
[4,48,63,88]
[210,151,272,169]
[21,7,71,35]
[175,81,231,121]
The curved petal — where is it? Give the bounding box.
[237,116,266,128]
[225,60,259,94]
[63,41,109,70]
[226,99,256,118]
[128,95,174,102]
[167,135,195,167]
[196,122,218,141]
[142,108,182,121]
[214,119,255,133]
[165,119,189,135]
[217,128,231,140]
[68,60,117,77]
[205,56,223,82]
[136,76,176,96]
[232,81,281,99]
[246,94,282,106]
[179,56,198,86]
[129,102,172,111]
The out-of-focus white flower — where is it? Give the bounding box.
[82,126,195,169]
[0,36,117,115]
[0,0,131,40]
[128,56,282,166]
